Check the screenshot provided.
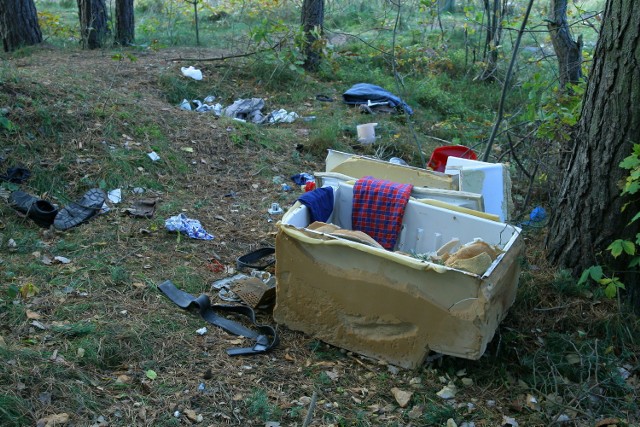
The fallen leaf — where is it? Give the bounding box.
[325,369,339,381]
[20,283,40,299]
[145,370,157,380]
[77,348,85,357]
[461,377,474,386]
[565,353,581,364]
[26,310,41,319]
[116,375,131,384]
[37,412,70,427]
[183,408,201,422]
[407,405,423,419]
[525,393,540,411]
[502,415,519,427]
[446,418,458,427]
[181,147,194,153]
[31,320,47,330]
[390,387,412,408]
[595,418,620,427]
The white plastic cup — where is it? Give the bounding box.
[357,123,378,145]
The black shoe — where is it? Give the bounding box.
[9,190,58,228]
[53,189,105,230]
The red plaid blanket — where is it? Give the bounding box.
[352,176,413,250]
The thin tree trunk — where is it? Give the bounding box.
[301,0,324,71]
[548,0,583,89]
[546,0,640,303]
[115,0,134,46]
[0,0,42,52]
[77,0,109,49]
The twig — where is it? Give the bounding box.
[302,391,318,427]
[168,40,285,62]
[482,0,535,161]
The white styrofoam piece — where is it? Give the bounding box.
[444,157,511,221]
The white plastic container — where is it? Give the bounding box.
[356,123,378,144]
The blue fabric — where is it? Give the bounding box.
[298,187,334,223]
[342,83,413,115]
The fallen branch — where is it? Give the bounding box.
[169,40,285,62]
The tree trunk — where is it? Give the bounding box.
[0,0,42,52]
[478,0,505,81]
[546,0,640,303]
[438,0,455,13]
[115,0,134,46]
[301,0,324,72]
[548,0,583,89]
[77,0,109,49]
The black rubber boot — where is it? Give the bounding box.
[9,191,58,228]
[54,188,105,230]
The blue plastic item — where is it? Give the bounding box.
[342,83,413,115]
[165,213,214,240]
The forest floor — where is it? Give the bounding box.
[0,46,638,427]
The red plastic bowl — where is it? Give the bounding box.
[427,145,477,172]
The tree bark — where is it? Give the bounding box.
[546,0,640,303]
[0,0,42,52]
[115,0,134,46]
[77,0,109,49]
[301,0,324,72]
[548,0,583,89]
[478,0,505,81]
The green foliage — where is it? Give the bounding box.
[580,144,640,298]
[524,77,585,142]
[246,388,281,421]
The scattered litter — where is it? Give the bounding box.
[165,213,214,240]
[147,151,160,162]
[181,66,203,80]
[267,203,283,215]
[502,416,519,427]
[108,189,122,204]
[291,173,314,185]
[173,410,181,418]
[304,181,316,192]
[125,198,157,218]
[281,184,292,191]
[302,116,316,122]
[196,327,208,335]
[520,206,547,227]
[315,94,334,102]
[268,109,299,123]
[224,98,265,123]
[8,238,17,249]
[54,256,71,264]
[436,383,458,399]
[204,95,216,103]
[389,157,408,166]
[198,382,206,391]
[132,187,145,194]
[0,166,31,183]
[180,99,192,111]
[272,176,284,185]
[342,83,413,115]
[356,122,377,145]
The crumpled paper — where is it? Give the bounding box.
[165,213,214,240]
